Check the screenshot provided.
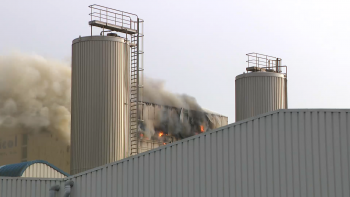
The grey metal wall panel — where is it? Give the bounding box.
[66,109,350,197]
[71,36,130,175]
[0,177,63,197]
[1,109,349,197]
[235,72,287,121]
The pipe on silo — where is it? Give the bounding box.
[49,185,60,197]
[63,180,74,197]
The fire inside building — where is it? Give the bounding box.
[137,102,228,153]
[0,101,228,174]
[0,5,349,197]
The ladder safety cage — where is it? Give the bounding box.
[88,4,144,156]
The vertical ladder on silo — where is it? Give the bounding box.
[130,19,144,156]
[87,5,144,156]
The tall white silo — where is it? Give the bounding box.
[71,5,144,175]
[71,35,130,174]
[235,53,288,122]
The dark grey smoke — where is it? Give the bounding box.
[141,77,217,140]
[143,77,202,111]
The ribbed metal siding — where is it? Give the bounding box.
[235,72,287,121]
[22,163,66,178]
[1,109,349,197]
[0,178,63,197]
[71,36,130,175]
[66,109,349,197]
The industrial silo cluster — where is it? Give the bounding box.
[1,5,349,197]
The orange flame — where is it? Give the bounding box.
[159,132,164,137]
[200,125,204,132]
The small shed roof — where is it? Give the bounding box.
[0,160,69,177]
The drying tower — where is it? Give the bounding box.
[71,5,144,174]
[235,53,288,121]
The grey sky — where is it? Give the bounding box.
[1,0,350,123]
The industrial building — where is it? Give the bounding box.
[134,101,228,154]
[70,5,229,175]
[0,102,227,175]
[0,132,71,173]
[1,109,350,197]
[0,160,68,178]
[0,4,349,197]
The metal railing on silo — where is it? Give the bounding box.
[246,52,287,78]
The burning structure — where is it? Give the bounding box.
[137,102,228,152]
[0,54,227,174]
[70,5,228,174]
[136,77,228,153]
[0,8,227,174]
[1,5,350,197]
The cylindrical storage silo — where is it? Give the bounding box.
[71,36,130,174]
[235,72,287,121]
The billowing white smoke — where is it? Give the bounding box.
[0,53,218,144]
[143,77,202,111]
[0,53,71,143]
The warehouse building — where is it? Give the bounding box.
[1,109,349,197]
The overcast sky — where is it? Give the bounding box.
[1,0,350,123]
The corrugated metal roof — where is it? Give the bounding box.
[0,160,69,177]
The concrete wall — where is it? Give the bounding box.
[1,109,349,197]
[0,134,23,165]
[0,133,70,174]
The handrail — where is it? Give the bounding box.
[246,52,287,78]
[246,52,278,59]
[89,4,138,17]
[89,4,140,31]
[90,12,132,23]
[89,14,132,26]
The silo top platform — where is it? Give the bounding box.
[89,20,137,34]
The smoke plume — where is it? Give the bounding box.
[141,77,219,139]
[0,53,71,143]
[143,77,202,111]
[0,53,225,144]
